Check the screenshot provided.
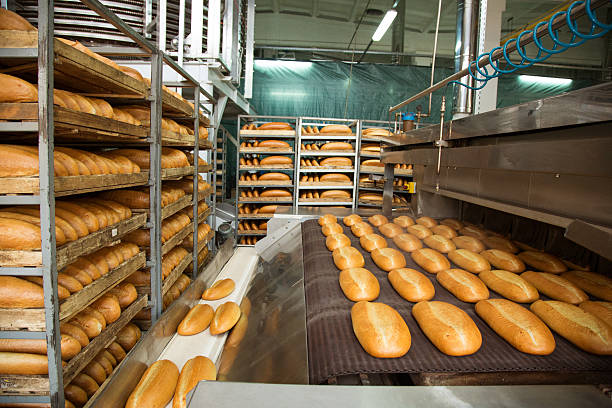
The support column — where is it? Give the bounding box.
[391,0,406,64]
[474,0,506,114]
[453,0,479,119]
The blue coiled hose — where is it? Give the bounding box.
[450,0,611,91]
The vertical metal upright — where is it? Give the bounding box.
[38,1,64,406]
[148,50,163,323]
[192,86,200,278]
[352,120,362,211]
[293,117,302,215]
[210,125,218,249]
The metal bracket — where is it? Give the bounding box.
[434,139,449,148]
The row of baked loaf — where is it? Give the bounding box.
[299,190,351,200]
[237,204,287,215]
[239,155,293,166]
[0,197,133,250]
[239,172,291,182]
[319,214,611,357]
[239,236,261,245]
[238,221,268,231]
[62,323,141,408]
[300,157,352,167]
[358,193,409,205]
[239,188,292,198]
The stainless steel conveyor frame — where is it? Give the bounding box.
[379,82,612,260]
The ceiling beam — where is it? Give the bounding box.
[419,0,454,33]
[313,0,320,17]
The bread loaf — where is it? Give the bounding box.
[430,225,457,239]
[392,233,423,253]
[480,249,525,273]
[318,214,337,226]
[452,235,485,253]
[172,356,217,408]
[210,301,241,335]
[339,268,380,301]
[177,304,214,336]
[350,221,373,237]
[83,360,107,384]
[520,271,587,304]
[561,271,612,301]
[393,215,414,228]
[202,279,235,300]
[319,190,351,199]
[0,351,60,375]
[351,301,411,358]
[260,188,291,197]
[412,301,481,356]
[0,8,36,30]
[343,214,361,226]
[476,299,555,355]
[579,301,612,327]
[459,225,488,240]
[257,122,292,130]
[448,249,491,274]
[320,173,351,182]
[91,294,121,324]
[72,373,99,397]
[116,323,141,351]
[482,236,519,253]
[416,216,437,228]
[388,268,434,302]
[518,251,567,273]
[319,124,352,134]
[257,155,292,166]
[125,360,179,408]
[479,270,539,303]
[64,384,88,406]
[362,128,391,136]
[0,276,44,308]
[379,223,402,238]
[60,323,89,348]
[321,142,353,150]
[530,300,612,355]
[368,214,388,227]
[0,335,81,361]
[332,246,365,270]
[321,223,343,237]
[406,224,432,240]
[411,248,450,274]
[107,341,126,363]
[257,140,290,148]
[423,235,456,253]
[320,157,352,167]
[361,159,384,167]
[258,172,291,181]
[0,74,37,103]
[359,234,388,253]
[326,233,351,251]
[371,248,406,272]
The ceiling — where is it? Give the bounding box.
[253,0,608,68]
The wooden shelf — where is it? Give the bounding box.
[240,164,293,170]
[0,252,145,330]
[300,166,354,172]
[161,254,192,295]
[238,213,275,219]
[0,213,147,269]
[300,150,355,156]
[197,207,212,224]
[0,172,148,196]
[161,166,195,180]
[132,194,192,220]
[239,180,293,187]
[239,130,295,137]
[299,198,352,204]
[299,181,352,187]
[240,147,293,154]
[237,230,268,236]
[238,197,293,203]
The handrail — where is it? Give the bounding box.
[388,0,610,114]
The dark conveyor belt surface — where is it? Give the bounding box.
[301,219,612,385]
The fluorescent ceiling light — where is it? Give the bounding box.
[255,60,312,71]
[372,9,398,42]
[518,75,572,86]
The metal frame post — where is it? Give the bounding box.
[382,163,394,217]
[207,0,221,59]
[192,86,201,278]
[149,51,163,323]
[244,0,255,98]
[235,116,242,243]
[158,0,167,51]
[210,125,217,250]
[189,0,204,57]
[38,1,63,406]
[352,120,361,210]
[294,117,302,215]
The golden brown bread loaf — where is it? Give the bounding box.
[259,155,293,165]
[393,215,414,228]
[351,301,411,358]
[210,301,241,335]
[258,172,291,181]
[368,214,388,227]
[459,225,488,240]
[91,294,121,324]
[437,268,489,302]
[125,360,179,408]
[0,8,36,30]
[406,224,432,240]
[71,373,99,397]
[531,300,612,355]
[448,249,491,274]
[379,223,403,238]
[561,271,612,301]
[430,225,458,239]
[60,323,89,348]
[343,214,362,226]
[441,218,463,230]
[319,124,352,134]
[83,360,107,384]
[108,282,138,309]
[350,221,374,238]
[202,279,235,300]
[416,216,437,228]
[339,268,380,301]
[579,301,612,327]
[321,142,353,150]
[452,235,485,253]
[360,159,384,167]
[479,270,539,303]
[257,139,290,148]
[318,214,337,226]
[388,268,434,302]
[0,73,38,103]
[0,276,44,308]
[320,173,351,182]
[518,251,567,273]
[107,341,126,363]
[259,188,291,197]
[257,122,293,130]
[0,217,44,251]
[115,323,141,351]
[411,248,450,274]
[392,233,423,253]
[0,335,81,361]
[332,246,365,270]
[177,304,214,336]
[326,233,351,251]
[0,351,62,375]
[359,233,388,253]
[480,249,525,273]
[482,236,519,253]
[320,157,352,167]
[371,248,406,272]
[520,271,588,304]
[321,223,343,237]
[64,383,88,406]
[172,356,217,408]
[412,301,482,356]
[476,299,556,355]
[320,190,351,199]
[423,235,456,253]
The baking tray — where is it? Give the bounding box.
[301,219,612,385]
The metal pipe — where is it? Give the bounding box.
[436,96,446,178]
[389,0,610,113]
[454,0,479,117]
[357,39,374,63]
[427,0,444,116]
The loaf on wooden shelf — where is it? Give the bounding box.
[0,8,36,30]
[256,122,293,130]
[362,127,392,137]
[99,186,185,209]
[181,222,212,249]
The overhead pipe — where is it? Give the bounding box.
[453,0,479,118]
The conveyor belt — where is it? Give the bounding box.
[302,219,612,385]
